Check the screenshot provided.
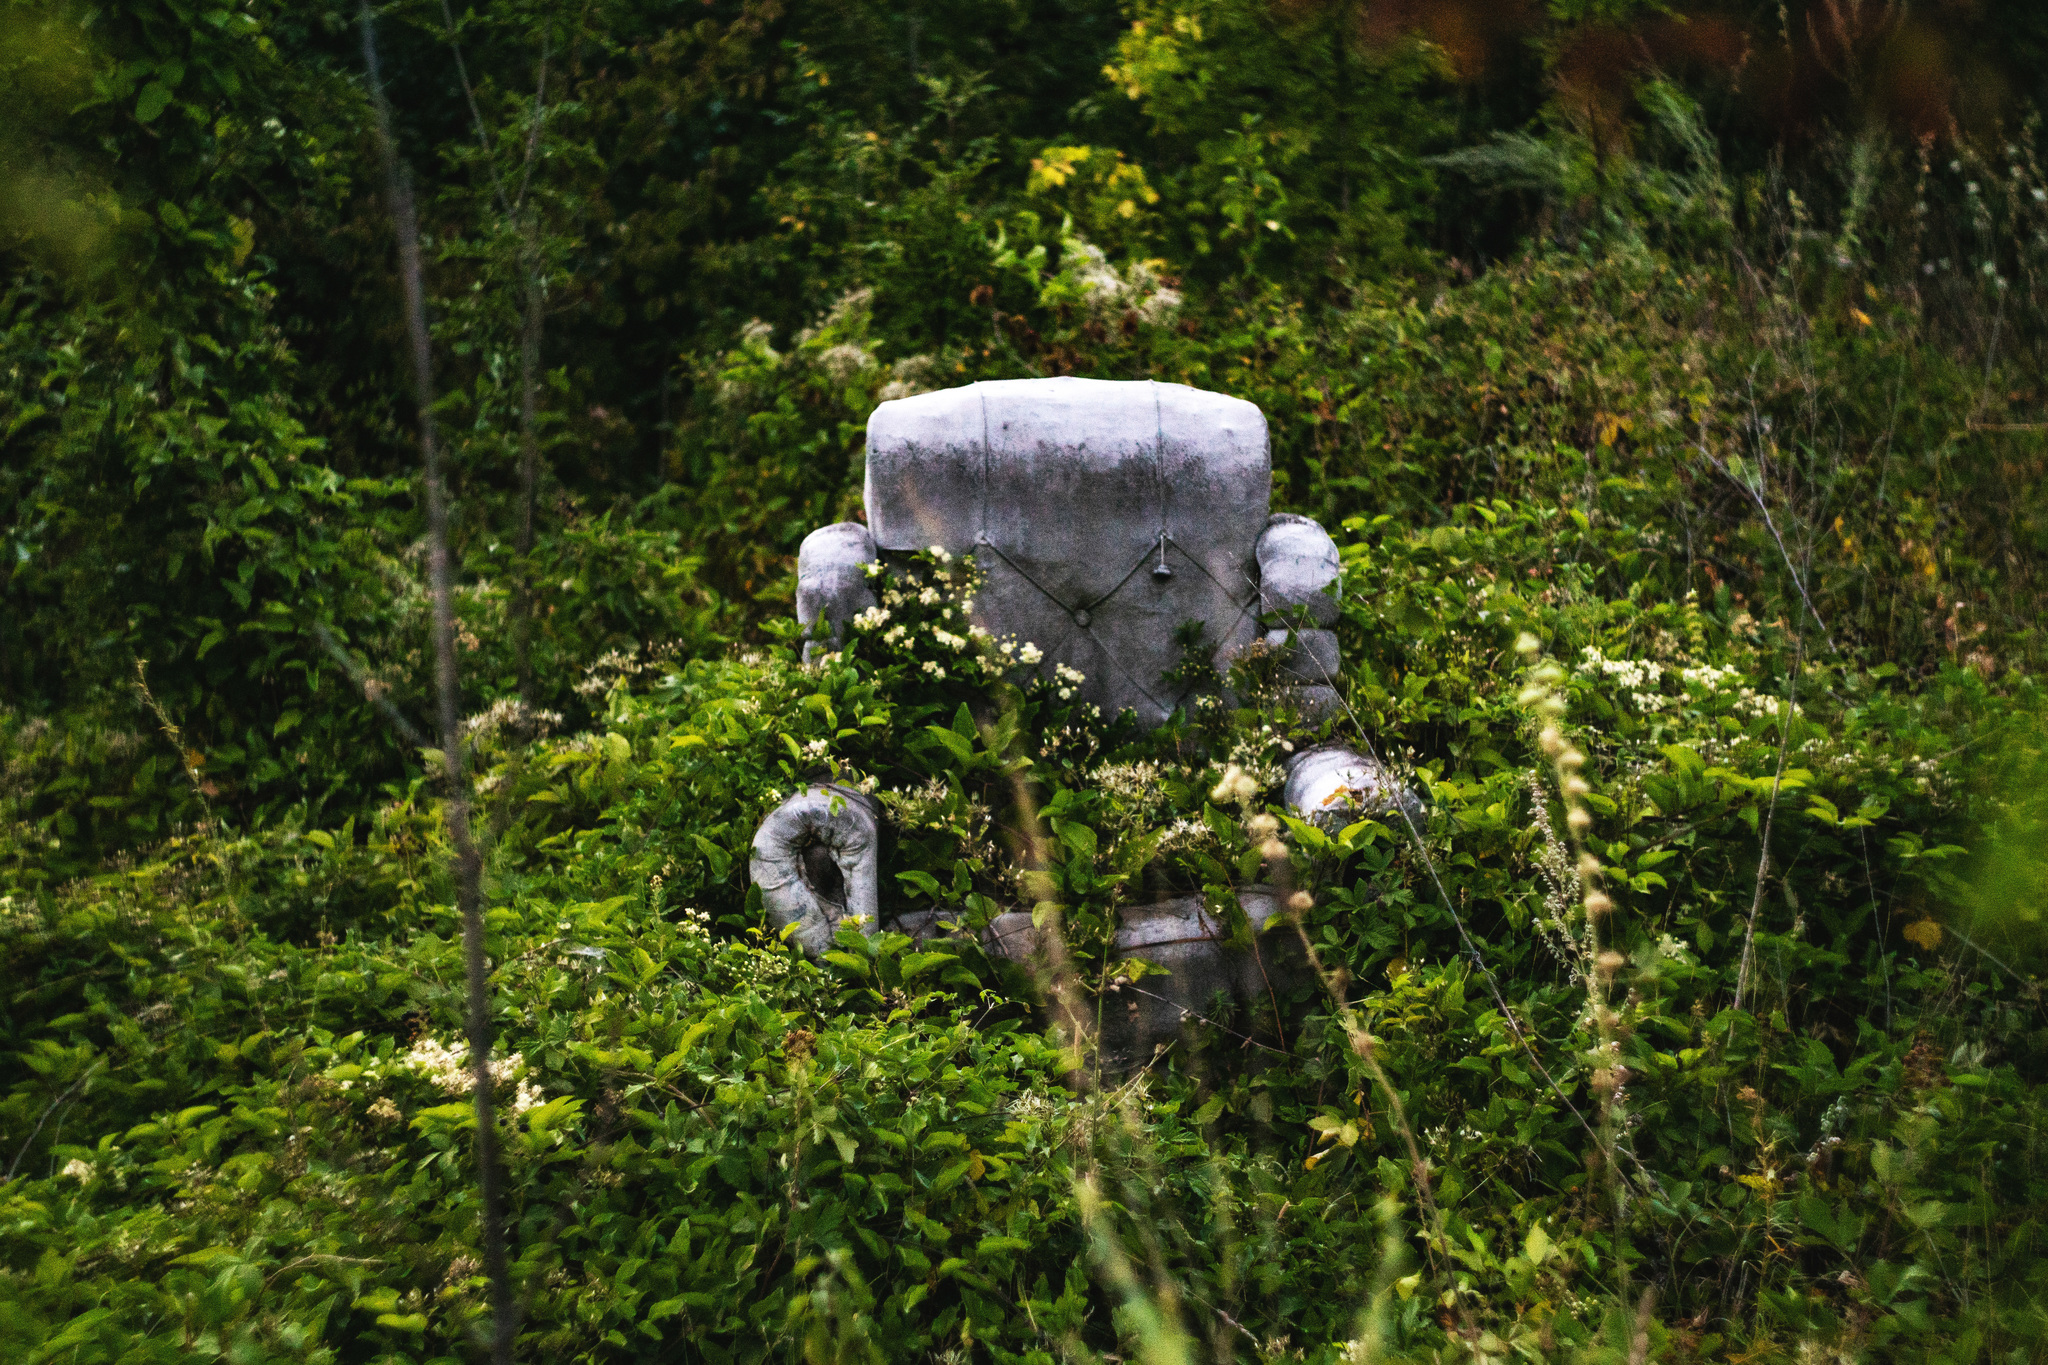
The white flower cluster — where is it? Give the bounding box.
[1063,236,1182,324]
[404,1037,543,1115]
[850,605,890,631]
[1053,661,1086,699]
[1680,661,1741,691]
[1734,687,1801,720]
[461,697,565,741]
[1579,646,1670,712]
[677,905,713,939]
[575,646,647,698]
[742,951,791,985]
[879,776,953,829]
[931,628,969,652]
[1092,760,1163,803]
[998,639,1045,666]
[1152,816,1214,854]
[876,354,940,404]
[1209,763,1260,806]
[815,342,874,384]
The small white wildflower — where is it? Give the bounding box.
[851,605,890,631]
[921,660,947,679]
[1017,642,1043,666]
[1154,817,1212,853]
[918,587,942,606]
[1209,763,1259,807]
[404,1037,524,1095]
[60,1158,92,1182]
[1095,760,1164,802]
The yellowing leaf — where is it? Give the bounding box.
[1902,919,1943,950]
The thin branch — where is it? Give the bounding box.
[510,38,551,215]
[513,234,545,711]
[4,1058,106,1183]
[1733,635,1805,1012]
[437,0,511,218]
[312,623,433,750]
[431,4,555,709]
[358,8,515,1362]
[1695,424,1839,655]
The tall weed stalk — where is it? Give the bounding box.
[360,6,514,1360]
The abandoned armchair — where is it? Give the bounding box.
[749,377,1409,1063]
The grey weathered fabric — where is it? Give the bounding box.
[865,377,1270,728]
[1255,513,1342,627]
[749,785,881,955]
[796,522,878,663]
[1282,745,1417,828]
[894,886,1304,1071]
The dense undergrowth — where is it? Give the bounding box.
[6,496,2047,1361]
[8,0,2048,1361]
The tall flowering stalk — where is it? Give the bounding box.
[1514,631,1643,1327]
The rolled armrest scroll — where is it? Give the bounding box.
[1256,513,1343,719]
[1282,746,1421,829]
[750,785,882,956]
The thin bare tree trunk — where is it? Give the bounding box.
[435,0,551,716]
[359,7,515,1361]
[513,247,543,712]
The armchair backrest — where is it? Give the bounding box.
[864,377,1270,728]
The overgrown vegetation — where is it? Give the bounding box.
[5,1,2048,1360]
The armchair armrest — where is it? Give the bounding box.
[797,522,879,663]
[1283,745,1422,829]
[750,785,882,955]
[1256,513,1343,720]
